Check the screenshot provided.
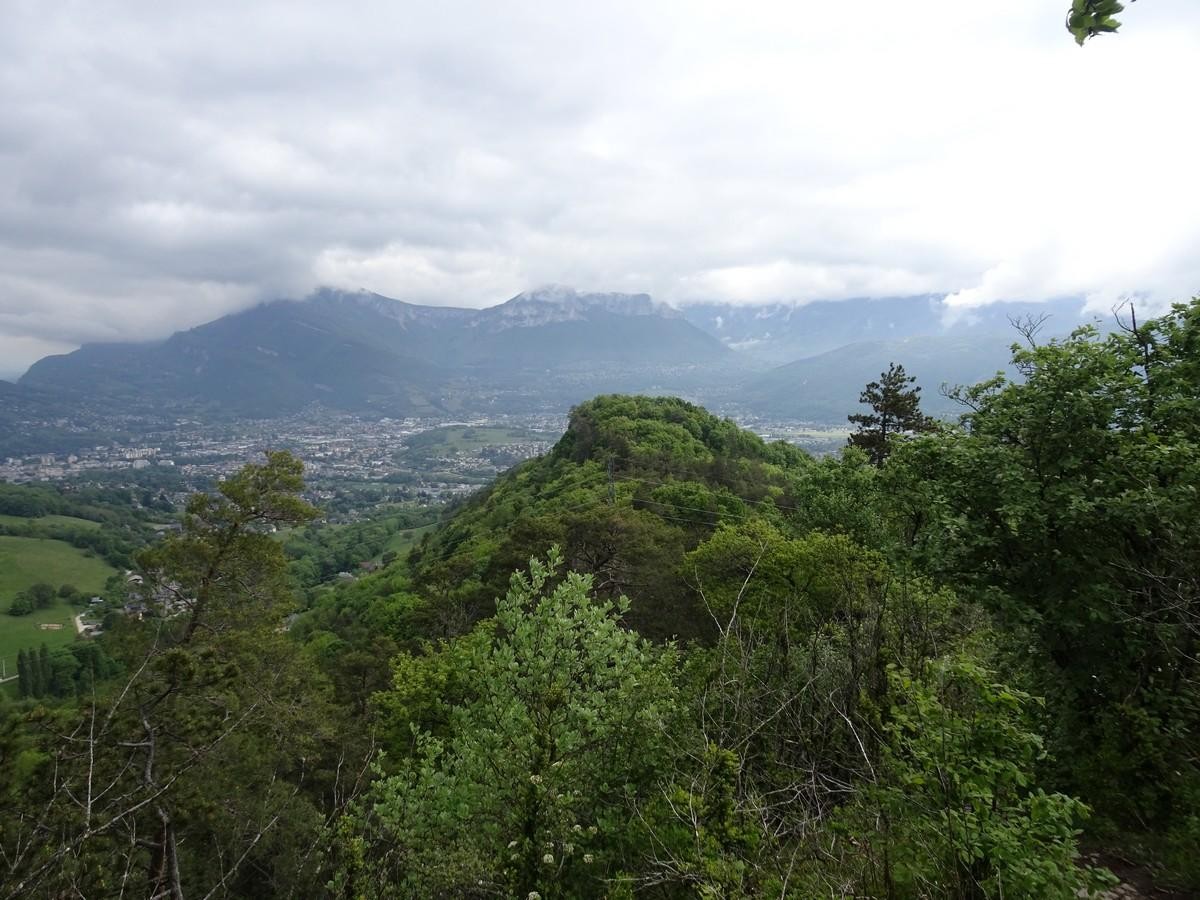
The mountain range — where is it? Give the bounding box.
[740,333,1018,420]
[3,286,1100,449]
[16,287,730,418]
[679,295,1087,364]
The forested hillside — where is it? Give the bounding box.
[0,299,1197,898]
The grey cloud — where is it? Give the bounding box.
[1,0,1198,378]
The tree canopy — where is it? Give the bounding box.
[847,361,933,464]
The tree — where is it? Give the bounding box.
[15,650,31,700]
[886,300,1200,878]
[847,362,932,464]
[342,549,680,898]
[833,659,1112,899]
[6,595,32,617]
[45,650,80,699]
[36,645,50,698]
[0,451,360,899]
[25,584,55,610]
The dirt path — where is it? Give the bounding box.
[1083,852,1197,899]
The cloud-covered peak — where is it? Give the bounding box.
[514,284,582,305]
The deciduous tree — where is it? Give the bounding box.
[342,549,680,898]
[1067,0,1131,45]
[887,300,1200,871]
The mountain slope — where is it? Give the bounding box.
[14,288,1095,428]
[449,286,727,370]
[22,292,451,416]
[740,332,1018,421]
[681,295,1089,364]
[19,287,732,417]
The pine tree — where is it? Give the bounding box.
[847,362,932,465]
[0,451,333,898]
[17,650,31,699]
[36,644,51,699]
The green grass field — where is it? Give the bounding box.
[0,535,116,671]
[0,513,103,529]
[381,523,438,558]
[403,425,556,455]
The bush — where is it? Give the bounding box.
[7,594,33,616]
[828,658,1116,899]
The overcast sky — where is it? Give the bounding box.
[1,1,1198,377]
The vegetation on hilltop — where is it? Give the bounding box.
[401,395,826,641]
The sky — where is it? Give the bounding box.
[1,0,1198,378]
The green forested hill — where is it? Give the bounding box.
[400,395,841,641]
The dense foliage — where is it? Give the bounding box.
[16,642,118,700]
[0,453,360,897]
[888,300,1200,881]
[284,506,438,594]
[1067,0,1129,45]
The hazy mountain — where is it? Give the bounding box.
[20,294,449,417]
[681,295,1091,364]
[10,288,1109,439]
[18,287,730,417]
[471,284,676,328]
[739,332,1020,421]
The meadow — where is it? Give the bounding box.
[0,534,116,669]
[402,425,556,455]
[381,522,438,558]
[0,513,103,529]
